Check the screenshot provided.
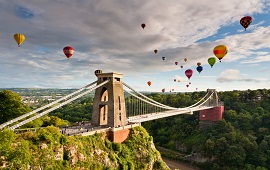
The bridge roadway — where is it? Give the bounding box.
[128,106,213,123]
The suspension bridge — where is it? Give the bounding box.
[0,72,224,142]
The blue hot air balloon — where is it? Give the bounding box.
[196,66,203,74]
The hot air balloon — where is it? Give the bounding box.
[141,23,146,29]
[184,58,187,62]
[208,57,216,68]
[180,65,183,69]
[189,82,191,85]
[185,69,193,80]
[197,62,201,66]
[162,57,166,60]
[174,79,176,82]
[196,66,203,73]
[162,88,165,93]
[186,84,189,88]
[213,45,228,62]
[175,62,178,65]
[178,80,180,82]
[154,49,158,54]
[240,16,252,31]
[147,81,151,86]
[94,70,102,76]
[14,34,25,47]
[63,46,74,59]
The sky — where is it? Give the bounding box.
[1,0,270,93]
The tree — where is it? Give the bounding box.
[0,90,30,124]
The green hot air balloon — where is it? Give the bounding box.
[208,57,216,68]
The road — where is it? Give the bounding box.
[162,157,196,170]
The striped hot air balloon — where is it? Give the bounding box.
[63,46,74,59]
[213,45,228,62]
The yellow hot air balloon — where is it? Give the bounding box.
[213,45,228,62]
[14,34,25,47]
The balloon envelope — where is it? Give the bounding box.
[240,16,252,30]
[208,57,216,68]
[186,84,189,87]
[63,46,74,59]
[213,45,228,62]
[197,62,201,66]
[154,49,158,54]
[162,57,166,60]
[141,23,146,29]
[175,62,178,65]
[196,66,203,73]
[185,69,193,79]
[162,88,165,93]
[94,70,102,76]
[14,33,25,47]
[184,58,187,62]
[147,81,151,86]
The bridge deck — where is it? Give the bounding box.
[128,106,213,123]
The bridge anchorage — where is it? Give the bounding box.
[0,72,224,143]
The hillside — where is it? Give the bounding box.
[0,126,169,170]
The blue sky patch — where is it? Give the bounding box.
[15,5,34,19]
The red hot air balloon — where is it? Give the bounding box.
[141,23,146,29]
[147,81,152,86]
[175,62,178,65]
[185,69,193,80]
[63,46,74,59]
[162,88,165,93]
[240,16,252,31]
[186,84,189,88]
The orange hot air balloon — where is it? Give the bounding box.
[184,58,187,62]
[154,49,158,54]
[147,81,152,86]
[63,46,74,59]
[213,45,228,62]
[178,80,180,82]
[197,62,201,66]
[240,16,252,31]
[141,23,146,29]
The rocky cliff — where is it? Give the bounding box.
[0,126,169,170]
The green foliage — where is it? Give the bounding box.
[0,126,169,170]
[0,90,30,124]
[143,89,270,169]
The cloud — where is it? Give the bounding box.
[216,69,260,83]
[0,0,269,89]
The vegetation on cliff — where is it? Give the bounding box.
[0,126,169,170]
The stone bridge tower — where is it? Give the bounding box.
[204,89,219,106]
[92,72,127,128]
